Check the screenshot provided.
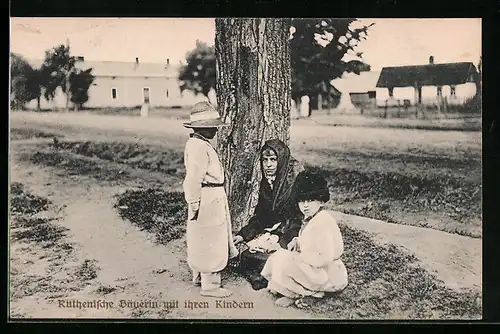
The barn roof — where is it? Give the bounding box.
[376,62,478,88]
[27,59,180,78]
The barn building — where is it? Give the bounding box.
[375,57,479,108]
[26,57,212,110]
[330,71,380,111]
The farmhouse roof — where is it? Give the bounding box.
[330,71,380,94]
[376,62,478,88]
[27,59,180,78]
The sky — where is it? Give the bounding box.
[10,18,481,70]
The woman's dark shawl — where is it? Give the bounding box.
[237,139,304,246]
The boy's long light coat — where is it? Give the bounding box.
[183,136,238,273]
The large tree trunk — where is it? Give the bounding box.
[215,18,291,232]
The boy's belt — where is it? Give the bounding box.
[201,182,224,188]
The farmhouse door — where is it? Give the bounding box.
[143,87,150,104]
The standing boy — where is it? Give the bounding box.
[183,102,238,298]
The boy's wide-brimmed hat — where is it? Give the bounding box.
[293,170,331,203]
[183,102,229,128]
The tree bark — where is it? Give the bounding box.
[215,18,291,232]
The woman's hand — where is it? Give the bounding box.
[188,201,200,221]
[233,235,244,244]
[287,237,299,252]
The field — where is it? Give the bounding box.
[9,110,482,319]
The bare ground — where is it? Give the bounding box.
[9,112,482,319]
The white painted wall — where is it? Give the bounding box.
[26,75,210,110]
[375,82,477,107]
[421,86,438,105]
[394,87,416,105]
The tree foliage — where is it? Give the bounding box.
[41,44,78,103]
[178,40,216,101]
[178,19,374,103]
[10,53,42,109]
[290,18,374,100]
[69,68,95,109]
[41,44,94,110]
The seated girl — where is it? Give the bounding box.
[260,171,348,309]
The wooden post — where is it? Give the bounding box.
[414,83,419,118]
[318,92,323,113]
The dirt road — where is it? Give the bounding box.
[9,111,482,319]
[10,148,322,319]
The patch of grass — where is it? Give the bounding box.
[10,275,65,300]
[10,128,63,140]
[11,221,69,244]
[312,224,482,319]
[74,259,99,281]
[10,183,51,215]
[95,285,117,295]
[305,154,481,238]
[114,188,187,245]
[26,150,130,181]
[53,140,184,175]
[11,216,52,229]
[114,189,480,319]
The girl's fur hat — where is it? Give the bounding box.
[293,170,330,203]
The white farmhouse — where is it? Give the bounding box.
[26,57,211,110]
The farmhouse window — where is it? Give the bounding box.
[143,87,150,104]
[437,87,442,96]
[368,91,376,99]
[111,88,117,99]
[166,89,169,98]
[450,86,456,96]
[388,87,394,97]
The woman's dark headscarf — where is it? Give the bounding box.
[260,139,296,213]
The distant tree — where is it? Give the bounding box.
[180,19,374,115]
[290,18,374,113]
[42,43,94,111]
[10,53,42,110]
[69,68,95,111]
[42,44,77,111]
[178,40,216,103]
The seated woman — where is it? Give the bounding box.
[261,171,348,309]
[231,139,304,290]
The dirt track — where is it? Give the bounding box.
[9,112,482,319]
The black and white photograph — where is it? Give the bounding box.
[9,17,482,320]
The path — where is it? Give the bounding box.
[10,148,320,319]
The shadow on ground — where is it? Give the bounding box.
[114,187,482,320]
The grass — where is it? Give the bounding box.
[10,182,51,215]
[79,106,190,120]
[74,259,100,281]
[52,140,184,175]
[306,111,481,131]
[10,183,69,247]
[317,224,481,319]
[114,188,187,245]
[9,119,482,319]
[114,187,481,319]
[9,183,96,303]
[10,128,64,141]
[19,134,482,238]
[11,222,69,244]
[26,150,131,182]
